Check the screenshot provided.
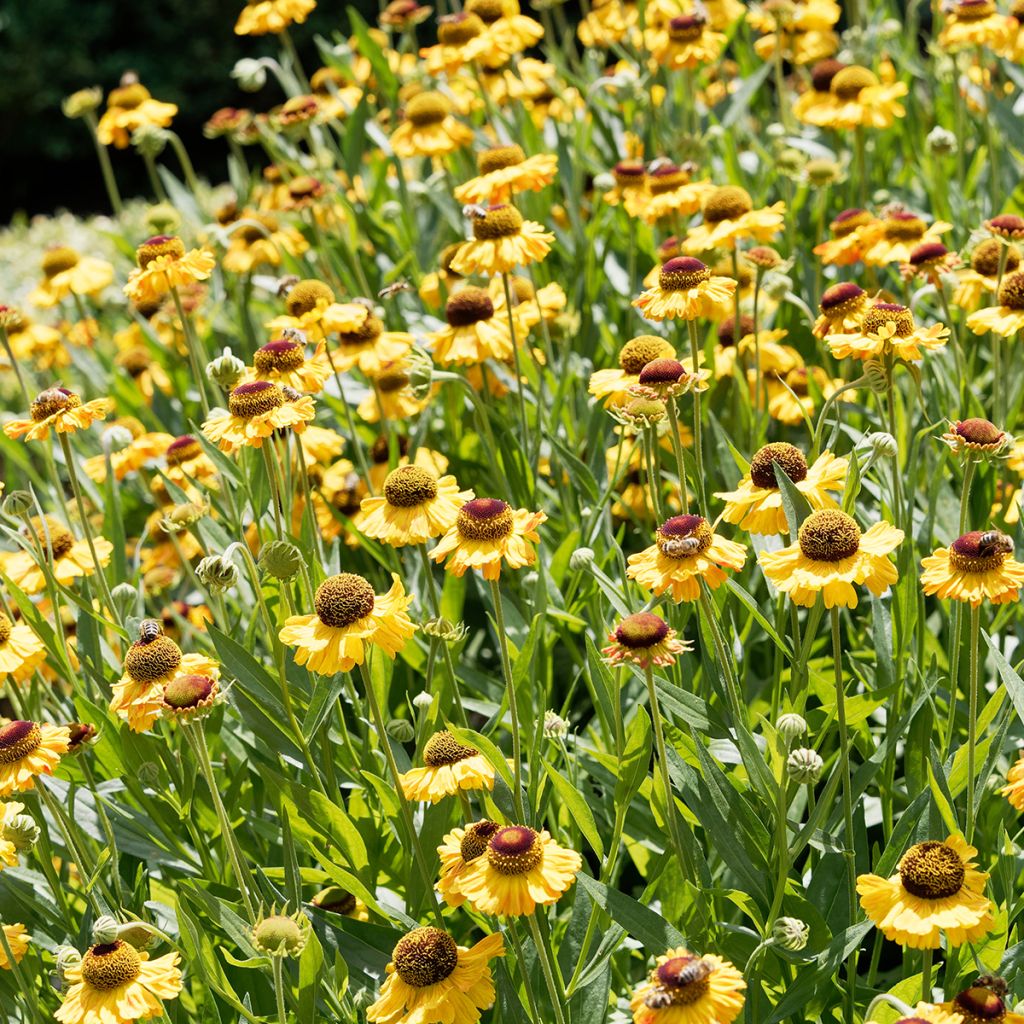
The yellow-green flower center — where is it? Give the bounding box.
[253,915,305,955]
[406,92,449,127]
[0,613,11,647]
[29,516,75,559]
[619,336,675,375]
[438,11,486,44]
[383,465,438,508]
[81,942,142,991]
[830,65,879,100]
[971,238,1019,276]
[881,213,926,242]
[703,186,752,224]
[286,279,335,318]
[460,820,500,860]
[478,144,526,175]
[997,272,1024,311]
[41,246,81,278]
[471,205,525,240]
[899,840,965,899]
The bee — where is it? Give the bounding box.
[462,203,489,220]
[280,385,303,402]
[978,530,1013,556]
[378,280,412,300]
[659,535,703,557]
[643,991,675,1010]
[138,619,163,643]
[669,959,711,987]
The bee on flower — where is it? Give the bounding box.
[630,948,745,1024]
[450,204,554,276]
[921,529,1024,606]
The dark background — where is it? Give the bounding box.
[0,0,380,220]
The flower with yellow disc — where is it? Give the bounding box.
[359,465,472,546]
[630,948,745,1024]
[4,386,112,442]
[430,497,546,580]
[123,236,216,305]
[27,247,114,308]
[399,730,497,803]
[0,719,70,797]
[451,205,554,276]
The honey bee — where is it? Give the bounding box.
[377,280,412,300]
[138,619,163,643]
[978,530,1013,556]
[659,535,702,557]
[670,959,711,987]
[643,991,674,1010]
[462,203,489,220]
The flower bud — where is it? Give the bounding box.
[2,812,40,851]
[196,554,239,594]
[406,345,435,400]
[569,547,595,571]
[412,691,434,709]
[863,362,890,394]
[92,916,120,945]
[544,710,569,738]
[232,58,268,92]
[258,540,302,580]
[206,348,246,391]
[160,500,209,534]
[772,916,809,951]
[761,272,793,301]
[421,617,468,643]
[115,922,157,950]
[146,203,181,236]
[63,87,103,119]
[386,719,415,742]
[109,582,141,625]
[2,491,34,518]
[776,712,807,744]
[132,124,169,158]
[786,747,823,783]
[102,424,136,452]
[865,431,898,459]
[927,126,957,156]
[55,947,82,990]
[252,910,308,958]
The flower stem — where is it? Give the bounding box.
[684,319,706,514]
[966,603,981,843]
[272,954,289,1024]
[488,578,527,822]
[526,912,569,1024]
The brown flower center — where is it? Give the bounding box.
[438,11,486,44]
[446,287,495,327]
[997,272,1024,311]
[255,340,305,373]
[949,531,1012,573]
[383,465,439,507]
[647,164,692,195]
[478,143,526,175]
[819,281,865,313]
[955,0,997,19]
[668,13,706,40]
[31,386,80,422]
[125,633,183,683]
[954,418,1004,447]
[615,612,670,649]
[136,235,186,269]
[954,985,1008,1023]
[488,825,543,874]
[988,214,1024,240]
[659,256,711,291]
[612,161,646,188]
[653,956,712,1005]
[41,246,81,278]
[393,928,459,987]
[830,65,879,100]
[406,92,449,127]
[314,573,376,627]
[229,380,285,418]
[166,435,202,465]
[460,819,500,860]
[703,185,753,223]
[862,302,915,337]
[422,729,478,767]
[619,336,674,375]
[81,942,143,991]
[797,510,860,561]
[971,238,1020,276]
[471,205,525,240]
[899,840,965,899]
[830,208,872,236]
[638,357,686,385]
[750,442,808,489]
[457,498,514,540]
[811,59,846,92]
[656,514,713,557]
[465,0,509,23]
[909,241,950,267]
[0,721,41,765]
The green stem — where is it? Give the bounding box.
[488,578,527,822]
[685,320,706,514]
[525,913,569,1024]
[966,603,980,843]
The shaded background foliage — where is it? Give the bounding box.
[0,0,380,219]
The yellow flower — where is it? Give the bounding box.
[862,211,951,266]
[921,530,1024,607]
[0,612,46,684]
[222,213,309,273]
[266,280,369,342]
[123,236,216,305]
[0,923,29,970]
[1000,751,1024,811]
[27,246,114,308]
[436,820,500,907]
[399,731,497,803]
[645,13,728,68]
[367,927,504,1024]
[242,338,333,393]
[202,381,316,453]
[966,271,1024,337]
[634,164,715,225]
[812,208,878,266]
[96,83,177,148]
[360,466,472,546]
[451,205,554,276]
[813,282,870,338]
[4,386,112,442]
[630,948,745,1024]
[627,514,747,602]
[941,982,1024,1024]
[280,573,416,674]
[765,366,846,426]
[0,516,113,596]
[453,824,581,915]
[466,0,545,57]
[716,444,848,536]
[953,238,1020,310]
[939,0,1012,50]
[357,361,435,424]
[589,336,677,407]
[826,302,949,361]
[759,509,903,608]
[0,719,70,796]
[454,145,557,205]
[857,836,993,949]
[163,434,219,491]
[602,611,692,668]
[330,314,415,376]
[603,159,648,208]
[579,0,639,47]
[311,884,370,920]
[391,92,474,158]
[430,498,546,580]
[814,64,907,129]
[235,0,316,35]
[55,941,182,1024]
[865,1004,961,1024]
[427,287,518,366]
[633,258,736,321]
[0,802,29,869]
[683,186,785,252]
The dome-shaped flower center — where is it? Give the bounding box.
[422,729,478,767]
[0,612,11,647]
[255,340,305,374]
[166,435,202,466]
[29,515,75,559]
[375,369,409,394]
[0,721,41,765]
[862,302,915,338]
[655,956,712,1005]
[314,573,376,627]
[659,257,711,292]
[811,59,846,92]
[508,276,534,303]
[750,442,808,489]
[954,985,1007,1022]
[136,235,185,269]
[955,0,997,19]
[41,246,81,278]
[909,241,950,267]
[471,204,525,240]
[31,386,80,422]
[125,633,183,683]
[615,612,670,649]
[478,143,526,175]
[81,941,142,991]
[619,336,675,375]
[164,673,216,710]
[279,96,319,126]
[638,357,686,385]
[109,83,151,110]
[668,13,706,40]
[254,914,305,954]
[997,271,1024,310]
[117,347,151,377]
[703,186,753,223]
[647,163,692,195]
[229,380,285,418]
[797,510,860,562]
[830,65,879,100]
[460,819,501,860]
[438,11,486,44]
[988,214,1024,239]
[971,238,1020,276]
[718,315,754,345]
[406,91,449,127]
[656,514,713,558]
[393,927,459,987]
[949,530,1013,573]
[881,212,927,241]
[819,281,865,313]
[899,840,965,899]
[336,317,382,350]
[457,498,514,540]
[830,208,872,236]
[383,465,439,507]
[953,418,1004,447]
[446,287,495,327]
[465,0,509,23]
[488,825,543,874]
[314,886,357,915]
[612,161,646,188]
[286,280,335,318]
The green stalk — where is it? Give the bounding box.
[488,578,527,822]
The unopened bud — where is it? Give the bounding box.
[386,719,415,742]
[865,430,898,459]
[569,547,595,571]
[146,203,181,236]
[544,710,569,738]
[412,691,434,709]
[786,747,823,783]
[258,540,302,580]
[776,712,807,744]
[421,617,468,643]
[772,916,809,951]
[2,491,34,518]
[196,554,239,593]
[92,916,120,945]
[3,813,40,851]
[63,88,103,119]
[206,348,246,391]
[132,124,169,158]
[232,58,269,92]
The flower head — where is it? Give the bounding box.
[921,530,1024,606]
[630,949,745,1024]
[0,719,70,796]
[201,381,316,453]
[451,205,554,276]
[4,387,112,442]
[827,302,948,362]
[399,730,497,803]
[602,612,692,668]
[124,236,215,304]
[360,466,473,547]
[431,498,546,580]
[633,257,737,321]
[436,820,501,907]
